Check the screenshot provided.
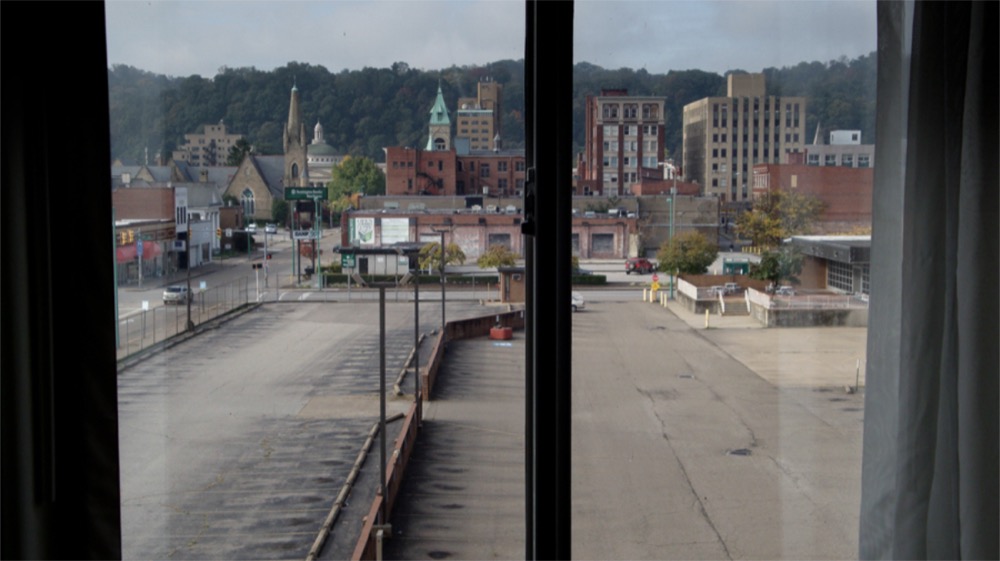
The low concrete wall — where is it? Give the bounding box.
[750,302,869,327]
[354,308,526,559]
[351,402,421,561]
[421,308,525,400]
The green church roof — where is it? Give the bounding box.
[428,85,450,126]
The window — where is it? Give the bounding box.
[13,4,995,560]
[241,188,255,217]
[498,161,508,172]
[516,161,525,172]
[480,163,490,177]
[842,154,854,167]
[827,260,854,292]
[858,154,871,167]
[825,154,837,166]
[808,154,820,165]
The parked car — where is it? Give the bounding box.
[724,282,742,294]
[625,257,655,275]
[162,285,191,304]
[707,285,726,297]
[264,223,277,234]
[775,285,796,296]
[571,291,585,312]
[245,222,257,232]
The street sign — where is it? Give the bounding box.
[252,263,263,270]
[292,229,317,240]
[136,238,143,257]
[285,187,328,200]
[341,254,356,268]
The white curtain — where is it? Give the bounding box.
[860,1,998,559]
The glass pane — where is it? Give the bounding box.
[106,2,524,559]
[573,1,875,558]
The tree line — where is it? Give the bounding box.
[108,53,875,166]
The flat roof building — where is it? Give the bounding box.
[683,73,807,201]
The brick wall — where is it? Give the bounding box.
[112,187,174,219]
[752,163,873,225]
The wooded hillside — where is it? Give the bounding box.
[108,53,875,165]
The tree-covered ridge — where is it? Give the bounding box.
[108,53,875,166]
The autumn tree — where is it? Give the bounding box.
[736,191,825,249]
[418,242,466,272]
[327,156,385,200]
[476,244,518,269]
[656,231,718,275]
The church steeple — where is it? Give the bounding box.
[283,82,308,187]
[425,82,451,151]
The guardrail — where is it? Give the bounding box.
[116,277,252,362]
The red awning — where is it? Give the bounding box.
[116,241,162,264]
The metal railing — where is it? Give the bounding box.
[116,278,251,361]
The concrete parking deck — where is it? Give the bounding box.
[382,295,867,560]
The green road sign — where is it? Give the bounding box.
[285,187,328,200]
[341,254,356,269]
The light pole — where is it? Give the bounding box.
[433,230,446,330]
[668,184,676,300]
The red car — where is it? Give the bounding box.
[625,257,655,275]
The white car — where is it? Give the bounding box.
[265,223,277,234]
[162,285,191,304]
[245,222,257,232]
[572,291,585,312]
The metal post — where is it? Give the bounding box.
[314,197,322,291]
[186,225,194,330]
[113,208,120,349]
[414,275,421,412]
[669,186,676,301]
[439,231,446,331]
[378,286,388,525]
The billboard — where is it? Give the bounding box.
[350,217,375,246]
[381,218,410,245]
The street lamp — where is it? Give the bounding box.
[431,229,448,330]
[668,185,676,301]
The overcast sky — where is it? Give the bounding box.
[105,0,876,78]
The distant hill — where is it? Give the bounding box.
[108,53,875,166]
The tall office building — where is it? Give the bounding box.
[455,78,503,151]
[683,73,807,201]
[580,89,666,197]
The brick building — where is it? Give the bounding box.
[342,209,636,261]
[751,163,874,231]
[578,89,666,197]
[384,81,525,197]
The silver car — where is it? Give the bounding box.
[572,291,585,312]
[162,285,191,304]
